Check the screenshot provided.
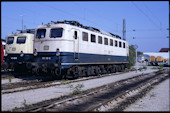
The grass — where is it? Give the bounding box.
[8,77,12,83]
[158,65,163,70]
[61,80,71,85]
[23,98,28,107]
[138,66,147,71]
[69,83,84,95]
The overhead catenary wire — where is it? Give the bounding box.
[2,2,122,39]
[37,2,117,33]
[39,2,168,38]
[142,2,168,37]
[2,2,168,41]
[113,28,168,32]
[131,2,159,28]
[131,2,168,37]
[143,2,163,28]
[132,37,169,39]
[2,15,40,27]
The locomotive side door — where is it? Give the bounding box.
[72,29,80,61]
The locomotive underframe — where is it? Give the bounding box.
[24,51,128,79]
[26,61,128,79]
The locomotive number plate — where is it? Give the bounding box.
[11,57,17,60]
[42,57,51,60]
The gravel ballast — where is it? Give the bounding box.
[124,78,170,111]
[2,69,159,111]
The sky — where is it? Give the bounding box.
[1,1,169,52]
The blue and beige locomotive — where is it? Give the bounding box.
[4,29,35,73]
[27,20,129,79]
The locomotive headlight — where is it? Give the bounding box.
[56,48,60,56]
[33,49,38,56]
[20,51,24,57]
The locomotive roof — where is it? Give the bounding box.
[17,29,35,34]
[6,29,35,37]
[37,20,123,40]
[7,32,34,37]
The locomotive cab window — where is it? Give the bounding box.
[7,37,14,44]
[91,34,96,43]
[50,28,63,38]
[36,29,46,39]
[82,32,88,41]
[17,37,26,44]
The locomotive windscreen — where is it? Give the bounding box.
[50,28,63,38]
[17,37,26,44]
[7,37,14,44]
[36,29,46,39]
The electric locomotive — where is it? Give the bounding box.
[27,20,129,79]
[5,29,35,73]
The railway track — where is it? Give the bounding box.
[11,69,169,112]
[1,69,133,94]
[1,70,15,79]
[91,71,169,111]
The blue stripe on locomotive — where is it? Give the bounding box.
[34,52,129,68]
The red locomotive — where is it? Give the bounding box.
[1,40,4,66]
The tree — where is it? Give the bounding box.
[137,51,143,56]
[127,45,136,69]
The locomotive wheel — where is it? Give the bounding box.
[72,66,80,79]
[118,65,121,72]
[73,73,79,79]
[98,66,102,75]
[80,68,87,77]
[94,66,100,76]
[105,65,111,74]
[87,66,91,76]
[121,65,125,71]
[114,65,118,73]
[51,68,62,79]
[67,69,78,79]
[99,65,106,74]
[32,67,39,75]
[113,65,117,73]
[110,65,115,73]
[66,69,74,79]
[84,68,89,77]
[36,68,41,76]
